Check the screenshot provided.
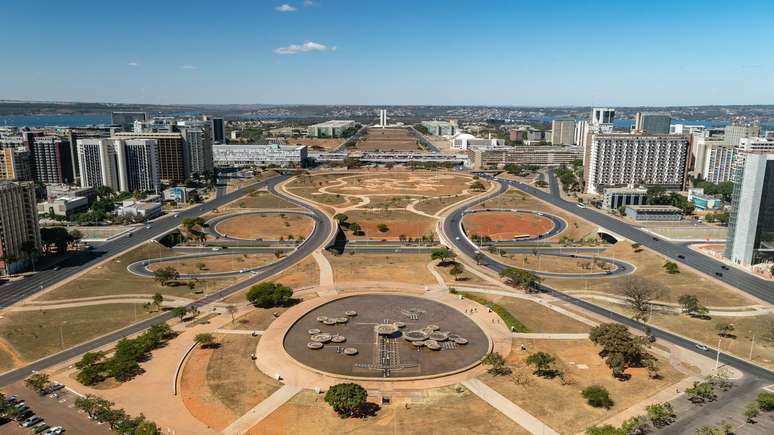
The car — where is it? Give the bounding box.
[647,335,656,343]
[14,402,27,410]
[145,225,152,229]
[715,272,723,277]
[15,410,33,421]
[455,237,460,240]
[32,423,50,434]
[211,247,221,251]
[43,427,64,435]
[721,265,729,270]
[695,344,709,352]
[575,202,586,209]
[6,395,18,404]
[677,254,685,259]
[239,269,245,273]
[174,213,179,218]
[127,233,132,238]
[52,266,60,271]
[21,416,43,427]
[48,383,64,392]
[652,237,659,241]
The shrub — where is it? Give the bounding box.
[582,385,613,408]
[246,281,294,308]
[323,383,375,418]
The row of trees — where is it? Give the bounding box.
[74,394,161,434]
[586,401,677,434]
[75,323,176,385]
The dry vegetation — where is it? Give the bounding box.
[324,252,437,285]
[215,213,314,241]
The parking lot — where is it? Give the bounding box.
[1,381,111,435]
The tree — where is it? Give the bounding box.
[152,293,163,311]
[226,304,238,324]
[171,306,189,320]
[499,267,541,292]
[678,294,709,318]
[589,323,656,379]
[153,266,179,286]
[324,383,370,418]
[40,227,74,254]
[716,323,735,338]
[743,401,760,423]
[663,261,680,274]
[469,180,485,191]
[582,385,613,408]
[646,402,676,428]
[482,352,511,376]
[246,281,294,308]
[449,263,464,281]
[756,391,774,411]
[525,352,557,377]
[194,333,216,349]
[334,213,349,224]
[349,222,363,235]
[621,276,663,322]
[686,381,716,403]
[24,373,51,395]
[376,223,389,233]
[430,247,456,264]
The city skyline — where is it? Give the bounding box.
[2,0,772,106]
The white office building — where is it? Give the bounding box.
[213,144,307,167]
[584,134,689,194]
[117,139,160,193]
[702,142,736,183]
[77,139,120,191]
[551,118,576,145]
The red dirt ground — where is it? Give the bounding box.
[463,211,554,240]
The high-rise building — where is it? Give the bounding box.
[116,139,160,193]
[702,143,736,183]
[584,133,690,194]
[178,124,214,175]
[0,181,41,275]
[113,132,186,183]
[551,118,576,145]
[724,125,761,147]
[31,137,74,184]
[634,112,672,134]
[591,107,615,125]
[77,139,120,191]
[211,118,225,144]
[0,147,32,181]
[725,148,774,266]
[379,110,387,128]
[111,112,147,132]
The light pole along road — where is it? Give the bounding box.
[0,174,334,386]
[441,179,774,383]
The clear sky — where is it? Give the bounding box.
[1,0,771,106]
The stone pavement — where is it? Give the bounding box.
[222,384,302,435]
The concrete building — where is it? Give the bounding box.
[114,132,186,183]
[45,184,96,203]
[379,110,387,128]
[602,187,649,210]
[449,133,503,151]
[37,196,89,218]
[731,138,774,183]
[0,181,41,275]
[687,189,722,211]
[634,112,672,134]
[307,120,357,138]
[725,149,774,266]
[624,205,683,221]
[77,139,120,191]
[468,145,582,170]
[213,144,307,167]
[211,117,225,144]
[117,199,162,221]
[179,127,209,175]
[116,139,160,193]
[591,107,615,125]
[111,112,147,131]
[31,136,74,184]
[551,118,576,145]
[421,121,457,137]
[702,142,736,183]
[163,186,196,203]
[724,125,760,147]
[0,145,32,181]
[584,134,690,194]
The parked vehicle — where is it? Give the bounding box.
[44,427,64,435]
[32,423,50,434]
[21,416,42,427]
[48,383,65,392]
[576,202,586,209]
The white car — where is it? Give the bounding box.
[21,416,42,427]
[145,225,152,229]
[695,344,709,352]
[44,427,64,435]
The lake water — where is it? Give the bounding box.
[0,114,112,127]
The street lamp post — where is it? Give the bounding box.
[714,336,722,372]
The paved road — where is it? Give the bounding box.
[484,171,774,304]
[0,177,333,387]
[0,175,294,308]
[442,179,774,383]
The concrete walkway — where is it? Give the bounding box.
[222,384,301,435]
[512,332,589,340]
[214,329,264,335]
[462,378,559,435]
[312,250,336,295]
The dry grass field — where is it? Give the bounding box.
[483,339,685,434]
[228,189,299,210]
[324,252,437,285]
[486,296,592,333]
[326,172,473,197]
[342,210,436,241]
[147,253,277,274]
[354,127,424,152]
[215,213,314,241]
[222,256,320,304]
[248,386,530,435]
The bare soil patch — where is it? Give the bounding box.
[287,138,344,150]
[464,211,554,240]
[483,339,685,434]
[497,252,607,274]
[216,213,314,241]
[413,193,478,216]
[355,127,424,152]
[222,256,319,304]
[248,386,529,435]
[228,189,298,210]
[327,172,473,197]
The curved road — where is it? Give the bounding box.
[0,176,333,386]
[442,179,774,382]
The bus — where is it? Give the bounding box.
[512,234,532,241]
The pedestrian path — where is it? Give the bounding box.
[312,250,336,295]
[462,378,559,435]
[222,384,301,435]
[214,329,263,335]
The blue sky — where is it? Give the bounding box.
[1,0,771,106]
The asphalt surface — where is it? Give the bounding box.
[0,176,333,387]
[497,170,774,304]
[442,178,774,382]
[0,176,289,308]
